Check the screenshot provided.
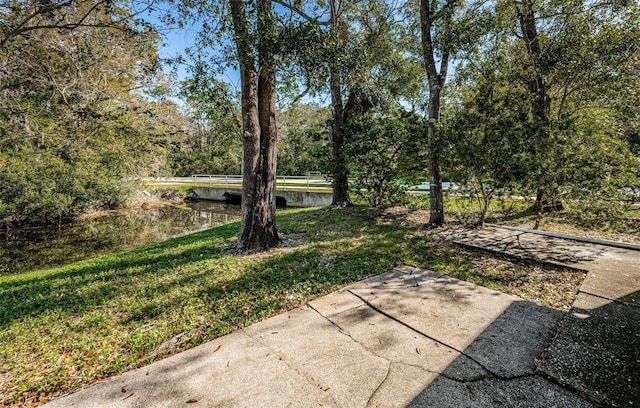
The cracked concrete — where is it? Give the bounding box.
[408,374,592,408]
[454,225,640,407]
[45,226,638,408]
[46,265,588,408]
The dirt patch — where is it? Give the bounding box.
[379,206,432,230]
[233,233,308,260]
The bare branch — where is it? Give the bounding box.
[2,0,75,42]
[0,0,148,48]
[290,86,310,105]
[271,0,330,25]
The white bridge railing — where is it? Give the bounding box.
[191,174,332,193]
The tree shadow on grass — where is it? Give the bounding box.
[0,222,242,328]
[1,206,422,403]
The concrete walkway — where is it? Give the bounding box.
[45,226,639,407]
[452,225,640,407]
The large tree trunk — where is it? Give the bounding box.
[329,69,350,206]
[230,0,279,252]
[327,0,351,206]
[427,89,444,225]
[420,0,450,225]
[517,0,552,215]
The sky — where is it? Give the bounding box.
[139,3,241,95]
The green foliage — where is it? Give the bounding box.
[164,73,243,176]
[552,112,640,225]
[0,152,132,225]
[0,1,184,225]
[344,111,424,207]
[441,0,640,224]
[277,104,331,175]
[443,57,534,223]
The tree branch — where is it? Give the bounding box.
[271,0,330,25]
[1,0,75,44]
[0,0,146,48]
[290,86,310,105]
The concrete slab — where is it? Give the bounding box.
[496,225,640,251]
[460,300,563,378]
[307,287,367,318]
[408,373,592,408]
[455,225,640,304]
[365,363,439,408]
[452,226,606,268]
[241,306,390,407]
[325,303,459,407]
[312,270,568,407]
[455,225,640,406]
[349,269,518,352]
[538,292,640,407]
[44,330,335,408]
[579,250,640,305]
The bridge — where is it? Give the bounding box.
[147,176,640,208]
[189,175,333,208]
[146,175,444,207]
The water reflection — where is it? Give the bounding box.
[0,201,241,276]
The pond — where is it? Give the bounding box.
[0,201,241,276]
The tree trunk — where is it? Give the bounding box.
[517,0,552,213]
[420,0,450,225]
[327,0,351,206]
[329,69,350,206]
[427,89,444,225]
[229,0,279,252]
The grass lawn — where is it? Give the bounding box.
[0,206,585,406]
[405,194,640,244]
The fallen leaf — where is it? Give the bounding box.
[121,387,127,393]
[416,348,422,355]
[187,399,198,403]
[214,344,222,352]
[323,387,330,392]
[123,393,134,401]
[271,331,278,334]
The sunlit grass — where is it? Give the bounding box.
[406,194,639,243]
